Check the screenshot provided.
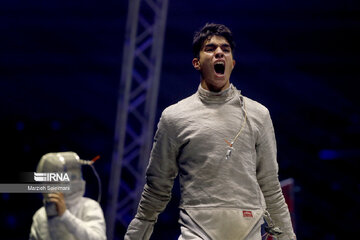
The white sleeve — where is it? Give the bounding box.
[125,111,179,240]
[256,110,296,240]
[29,208,47,240]
[29,216,40,240]
[59,200,106,240]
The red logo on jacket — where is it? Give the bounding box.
[243,210,253,218]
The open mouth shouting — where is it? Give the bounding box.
[214,61,225,76]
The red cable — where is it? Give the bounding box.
[91,155,100,163]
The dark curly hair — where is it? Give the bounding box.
[192,23,235,58]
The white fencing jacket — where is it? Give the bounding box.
[125,84,296,240]
[30,187,106,240]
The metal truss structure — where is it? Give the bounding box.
[105,0,169,239]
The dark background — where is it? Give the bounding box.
[1,0,359,239]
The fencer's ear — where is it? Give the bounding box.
[192,58,201,70]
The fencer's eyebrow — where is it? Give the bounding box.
[204,43,231,49]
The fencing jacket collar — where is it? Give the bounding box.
[197,84,238,104]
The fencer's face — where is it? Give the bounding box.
[192,35,235,92]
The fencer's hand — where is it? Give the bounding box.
[48,192,66,216]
